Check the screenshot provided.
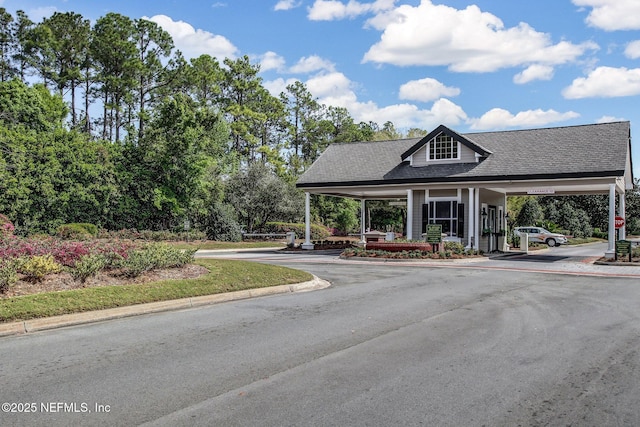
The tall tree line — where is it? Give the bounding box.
[0,8,403,236]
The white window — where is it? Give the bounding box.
[429,134,458,160]
[423,200,463,237]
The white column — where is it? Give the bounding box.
[302,192,314,250]
[467,188,475,249]
[406,189,414,240]
[619,191,626,240]
[474,188,480,251]
[360,199,366,243]
[606,183,616,257]
[502,194,508,251]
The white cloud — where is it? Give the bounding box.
[572,0,640,31]
[513,64,555,84]
[562,66,640,99]
[298,72,467,128]
[263,77,300,96]
[147,14,237,60]
[398,78,460,102]
[259,51,286,72]
[308,0,396,21]
[362,1,597,73]
[596,115,626,124]
[469,108,580,130]
[275,0,301,11]
[28,6,57,21]
[625,40,640,59]
[289,55,336,74]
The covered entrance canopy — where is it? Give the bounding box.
[296,122,634,257]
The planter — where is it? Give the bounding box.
[366,242,433,252]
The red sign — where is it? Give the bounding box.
[615,216,625,229]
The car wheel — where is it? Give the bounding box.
[546,238,557,247]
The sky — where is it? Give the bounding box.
[2,0,640,178]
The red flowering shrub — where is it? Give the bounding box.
[0,236,140,267]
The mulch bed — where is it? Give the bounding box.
[1,264,210,299]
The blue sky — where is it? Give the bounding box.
[2,0,640,177]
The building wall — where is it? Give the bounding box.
[408,187,505,250]
[411,144,477,166]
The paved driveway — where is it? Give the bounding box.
[2,243,640,426]
[197,242,640,278]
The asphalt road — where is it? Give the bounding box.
[2,245,640,426]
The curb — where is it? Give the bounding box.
[0,276,330,337]
[338,255,489,263]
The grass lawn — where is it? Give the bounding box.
[170,241,286,250]
[0,259,312,323]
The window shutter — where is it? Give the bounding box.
[421,203,429,234]
[457,203,465,238]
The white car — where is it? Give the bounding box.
[513,227,568,247]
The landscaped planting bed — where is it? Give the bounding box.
[366,242,433,252]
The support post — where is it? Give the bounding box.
[360,199,366,244]
[467,188,475,250]
[474,188,480,252]
[406,189,413,240]
[605,183,616,258]
[619,191,626,240]
[302,192,314,250]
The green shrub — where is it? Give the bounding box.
[119,243,196,277]
[70,253,109,283]
[592,228,608,239]
[56,223,98,240]
[20,255,63,282]
[263,222,331,240]
[0,258,22,293]
[443,241,465,254]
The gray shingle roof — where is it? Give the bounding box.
[297,121,631,187]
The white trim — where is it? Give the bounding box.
[406,189,414,240]
[360,199,366,243]
[620,192,626,240]
[474,190,480,250]
[467,188,475,249]
[606,184,615,257]
[302,192,314,250]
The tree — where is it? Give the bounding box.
[116,93,229,229]
[0,80,117,233]
[0,8,13,82]
[219,55,267,164]
[373,121,403,141]
[225,162,302,232]
[281,80,322,171]
[132,18,177,139]
[91,13,138,141]
[10,10,33,82]
[515,197,543,227]
[184,54,223,107]
[40,12,91,126]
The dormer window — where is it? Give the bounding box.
[429,134,458,160]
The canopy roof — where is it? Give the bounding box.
[297,121,633,199]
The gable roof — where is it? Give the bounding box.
[297,121,632,189]
[401,124,492,160]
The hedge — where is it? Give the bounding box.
[263,222,331,240]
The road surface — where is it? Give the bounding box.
[1,243,640,426]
